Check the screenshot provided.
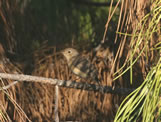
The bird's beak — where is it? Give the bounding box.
[60,49,65,56]
[60,50,64,54]
[52,52,61,56]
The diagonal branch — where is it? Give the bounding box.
[0,73,135,95]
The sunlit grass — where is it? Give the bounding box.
[0,78,31,122]
[114,0,161,121]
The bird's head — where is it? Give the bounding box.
[61,48,79,61]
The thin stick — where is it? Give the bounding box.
[0,73,134,95]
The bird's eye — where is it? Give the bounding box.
[68,50,71,53]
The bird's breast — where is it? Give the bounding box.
[68,56,89,78]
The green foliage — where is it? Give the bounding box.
[114,0,161,121]
[115,60,161,121]
[17,0,118,50]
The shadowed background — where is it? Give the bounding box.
[0,0,160,121]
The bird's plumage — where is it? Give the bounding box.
[61,48,100,83]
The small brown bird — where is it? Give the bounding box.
[61,48,100,84]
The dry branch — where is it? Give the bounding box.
[0,73,134,95]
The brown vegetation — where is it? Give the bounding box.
[0,0,160,121]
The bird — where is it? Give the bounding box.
[61,48,100,84]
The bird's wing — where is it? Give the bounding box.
[69,56,98,80]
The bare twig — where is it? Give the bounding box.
[54,85,59,122]
[102,0,121,43]
[0,80,18,90]
[0,73,134,95]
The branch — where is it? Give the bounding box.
[0,73,135,95]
